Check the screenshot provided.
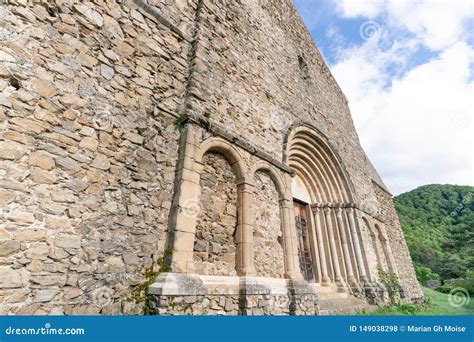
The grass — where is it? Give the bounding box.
[357,287,474,315]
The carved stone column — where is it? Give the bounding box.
[311,205,330,285]
[236,180,256,276]
[379,228,398,275]
[168,124,202,273]
[323,207,344,288]
[335,206,356,284]
[346,207,368,282]
[281,173,304,281]
[372,230,383,269]
[280,198,301,279]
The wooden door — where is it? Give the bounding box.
[293,201,314,281]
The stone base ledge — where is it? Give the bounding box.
[149,273,317,296]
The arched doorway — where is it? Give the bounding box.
[284,125,364,289]
[292,175,316,282]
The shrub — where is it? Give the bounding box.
[454,270,474,295]
[436,284,454,294]
[378,267,400,303]
[415,265,441,286]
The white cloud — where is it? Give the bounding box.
[335,0,385,18]
[333,42,474,194]
[386,0,474,50]
[328,1,474,194]
[334,0,474,50]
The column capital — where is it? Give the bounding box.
[235,178,255,188]
[345,206,355,215]
[335,207,343,217]
[279,197,293,205]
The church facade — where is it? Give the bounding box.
[0,0,422,315]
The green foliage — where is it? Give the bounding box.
[378,267,400,303]
[415,265,441,286]
[394,184,474,281]
[130,248,172,315]
[436,284,454,294]
[359,287,474,315]
[453,270,474,295]
[358,300,426,315]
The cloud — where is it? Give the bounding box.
[293,0,473,194]
[334,0,385,18]
[385,0,474,51]
[328,0,474,194]
[334,0,473,50]
[332,42,474,193]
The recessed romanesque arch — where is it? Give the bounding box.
[252,170,285,278]
[194,137,254,276]
[282,125,364,289]
[168,132,257,276]
[193,152,238,276]
[284,125,354,203]
[250,161,299,279]
[374,223,398,275]
[196,137,247,182]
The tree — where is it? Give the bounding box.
[394,184,474,282]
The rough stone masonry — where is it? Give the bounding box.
[0,0,423,315]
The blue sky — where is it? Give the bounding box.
[293,0,474,195]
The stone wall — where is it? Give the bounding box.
[193,153,237,276]
[189,0,377,204]
[373,183,423,302]
[0,0,192,314]
[253,171,285,278]
[0,0,422,315]
[147,273,319,316]
[149,293,318,316]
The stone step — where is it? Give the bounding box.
[313,285,338,293]
[319,303,373,316]
[317,293,350,301]
[318,295,375,315]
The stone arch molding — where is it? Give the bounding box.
[168,125,303,279]
[283,124,372,290]
[196,137,248,182]
[284,124,355,203]
[168,130,256,276]
[362,216,398,277]
[250,161,302,279]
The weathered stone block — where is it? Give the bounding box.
[6,211,34,224]
[34,289,59,303]
[0,141,28,160]
[54,234,81,249]
[29,168,57,184]
[0,267,27,289]
[91,154,110,170]
[0,240,20,256]
[28,151,55,170]
[15,229,46,242]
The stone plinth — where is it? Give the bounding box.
[148,273,319,315]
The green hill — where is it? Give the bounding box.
[394,184,474,281]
